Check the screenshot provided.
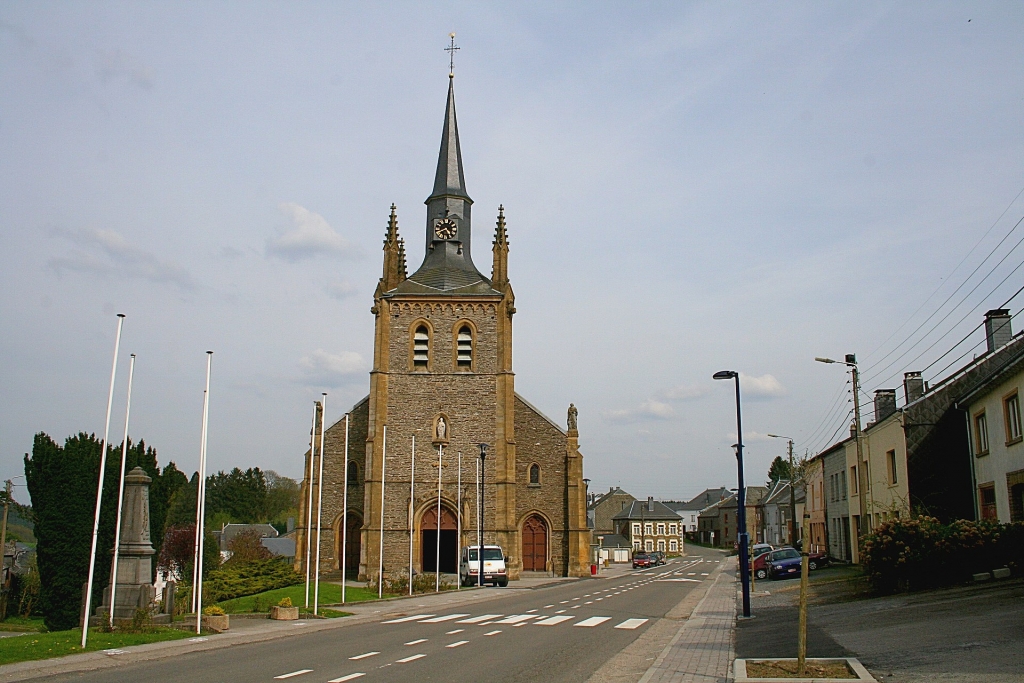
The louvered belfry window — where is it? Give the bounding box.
[413,325,429,370]
[456,325,473,370]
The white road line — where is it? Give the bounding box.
[396,654,426,663]
[584,601,593,605]
[275,671,313,679]
[571,605,581,609]
[484,630,501,636]
[543,604,554,608]
[328,675,365,683]
[658,578,700,582]
[526,609,538,613]
[614,618,649,630]
[383,614,434,623]
[701,573,709,576]
[349,652,379,660]
[446,629,464,635]
[572,597,580,601]
[555,609,566,614]
[534,615,573,626]
[559,600,569,604]
[405,639,427,646]
[456,614,502,623]
[575,616,611,627]
[687,573,697,576]
[493,615,540,624]
[596,598,604,601]
[446,640,469,648]
[419,614,469,623]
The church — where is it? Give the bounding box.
[296,73,591,582]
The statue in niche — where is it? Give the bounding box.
[567,403,578,431]
[436,416,447,441]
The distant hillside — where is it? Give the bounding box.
[5,507,35,544]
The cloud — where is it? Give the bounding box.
[267,202,358,261]
[604,399,674,422]
[95,49,153,89]
[325,279,357,300]
[299,349,366,386]
[739,373,787,399]
[48,228,195,290]
[661,383,709,401]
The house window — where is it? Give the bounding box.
[347,461,359,485]
[975,411,990,455]
[1005,393,1022,443]
[841,470,847,499]
[668,523,677,535]
[456,325,473,371]
[979,484,997,520]
[850,466,858,494]
[644,523,653,536]
[413,325,430,370]
[669,539,678,552]
[529,463,540,485]
[633,539,641,550]
[887,450,898,485]
[632,523,641,537]
[657,523,666,535]
[657,540,666,551]
[645,540,653,552]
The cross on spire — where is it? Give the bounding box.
[445,32,460,77]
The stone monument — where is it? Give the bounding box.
[95,466,166,624]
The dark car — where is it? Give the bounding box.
[632,553,652,569]
[650,551,666,566]
[766,548,802,580]
[807,550,829,571]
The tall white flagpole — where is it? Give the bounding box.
[194,351,212,634]
[303,402,317,608]
[435,444,443,593]
[82,313,124,649]
[377,425,387,598]
[314,393,327,615]
[340,414,349,605]
[408,434,415,596]
[190,388,205,615]
[456,451,461,591]
[108,353,136,627]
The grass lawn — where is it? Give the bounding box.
[216,583,388,614]
[0,616,45,633]
[0,627,193,666]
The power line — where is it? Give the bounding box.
[803,379,850,446]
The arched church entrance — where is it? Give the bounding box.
[522,514,548,571]
[343,513,362,575]
[422,506,458,574]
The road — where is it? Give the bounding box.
[46,547,724,683]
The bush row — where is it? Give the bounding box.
[202,557,302,604]
[861,517,1024,593]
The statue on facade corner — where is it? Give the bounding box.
[436,416,447,440]
[567,403,578,432]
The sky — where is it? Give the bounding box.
[2,2,1023,504]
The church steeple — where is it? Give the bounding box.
[428,76,471,204]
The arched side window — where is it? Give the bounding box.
[413,325,430,370]
[529,463,540,485]
[456,325,473,371]
[347,461,359,486]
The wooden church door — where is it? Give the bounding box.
[522,515,548,571]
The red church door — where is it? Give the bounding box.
[522,515,547,571]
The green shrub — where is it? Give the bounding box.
[862,517,1024,593]
[202,558,301,604]
[202,605,225,616]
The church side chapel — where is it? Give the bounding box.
[296,68,591,583]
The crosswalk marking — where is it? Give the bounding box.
[446,640,469,648]
[396,654,426,663]
[456,614,502,623]
[614,618,648,630]
[348,652,379,660]
[534,615,573,626]
[383,614,434,623]
[275,671,313,680]
[405,639,427,646]
[419,614,469,623]
[575,616,611,628]
[494,614,540,624]
[484,630,501,636]
[328,675,365,682]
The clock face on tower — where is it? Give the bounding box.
[434,218,458,240]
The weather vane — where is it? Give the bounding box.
[445,32,460,77]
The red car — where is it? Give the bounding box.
[632,553,652,569]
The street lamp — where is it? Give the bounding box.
[767,434,797,547]
[477,443,488,589]
[713,370,751,618]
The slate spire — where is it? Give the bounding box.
[428,76,471,203]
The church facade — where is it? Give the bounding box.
[296,76,590,582]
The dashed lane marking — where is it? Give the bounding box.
[349,652,379,660]
[534,615,573,626]
[405,639,427,646]
[446,640,469,648]
[555,609,566,614]
[396,654,426,663]
[544,604,554,608]
[526,609,538,613]
[484,630,501,636]
[456,614,501,623]
[575,617,611,628]
[383,614,434,623]
[275,670,313,679]
[614,618,649,630]
[328,675,365,682]
[493,615,540,624]
[419,614,469,623]
[584,601,593,605]
[446,629,464,635]
[559,600,569,604]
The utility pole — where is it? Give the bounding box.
[0,480,11,620]
[850,357,868,537]
[788,439,796,545]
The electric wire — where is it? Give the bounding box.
[803,379,851,446]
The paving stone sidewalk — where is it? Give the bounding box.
[638,558,737,683]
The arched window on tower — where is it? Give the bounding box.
[529,463,540,485]
[347,461,359,485]
[413,325,429,370]
[456,325,473,371]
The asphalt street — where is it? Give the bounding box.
[44,547,724,683]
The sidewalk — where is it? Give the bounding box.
[638,558,737,683]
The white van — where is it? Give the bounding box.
[460,545,508,587]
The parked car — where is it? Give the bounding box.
[807,550,829,571]
[632,552,652,569]
[766,548,802,580]
[752,543,773,558]
[460,545,508,587]
[650,551,666,566]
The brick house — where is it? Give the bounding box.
[613,498,684,554]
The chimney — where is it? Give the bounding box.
[648,496,654,511]
[874,389,897,422]
[985,309,1012,353]
[904,372,924,404]
[609,486,614,493]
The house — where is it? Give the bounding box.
[760,480,792,546]
[613,498,684,554]
[594,533,633,564]
[589,487,636,535]
[664,487,730,537]
[804,456,827,554]
[214,523,291,558]
[821,436,853,561]
[717,486,768,548]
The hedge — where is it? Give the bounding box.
[861,516,1024,593]
[202,558,302,605]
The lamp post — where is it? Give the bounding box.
[477,444,488,589]
[767,434,796,546]
[713,370,751,618]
